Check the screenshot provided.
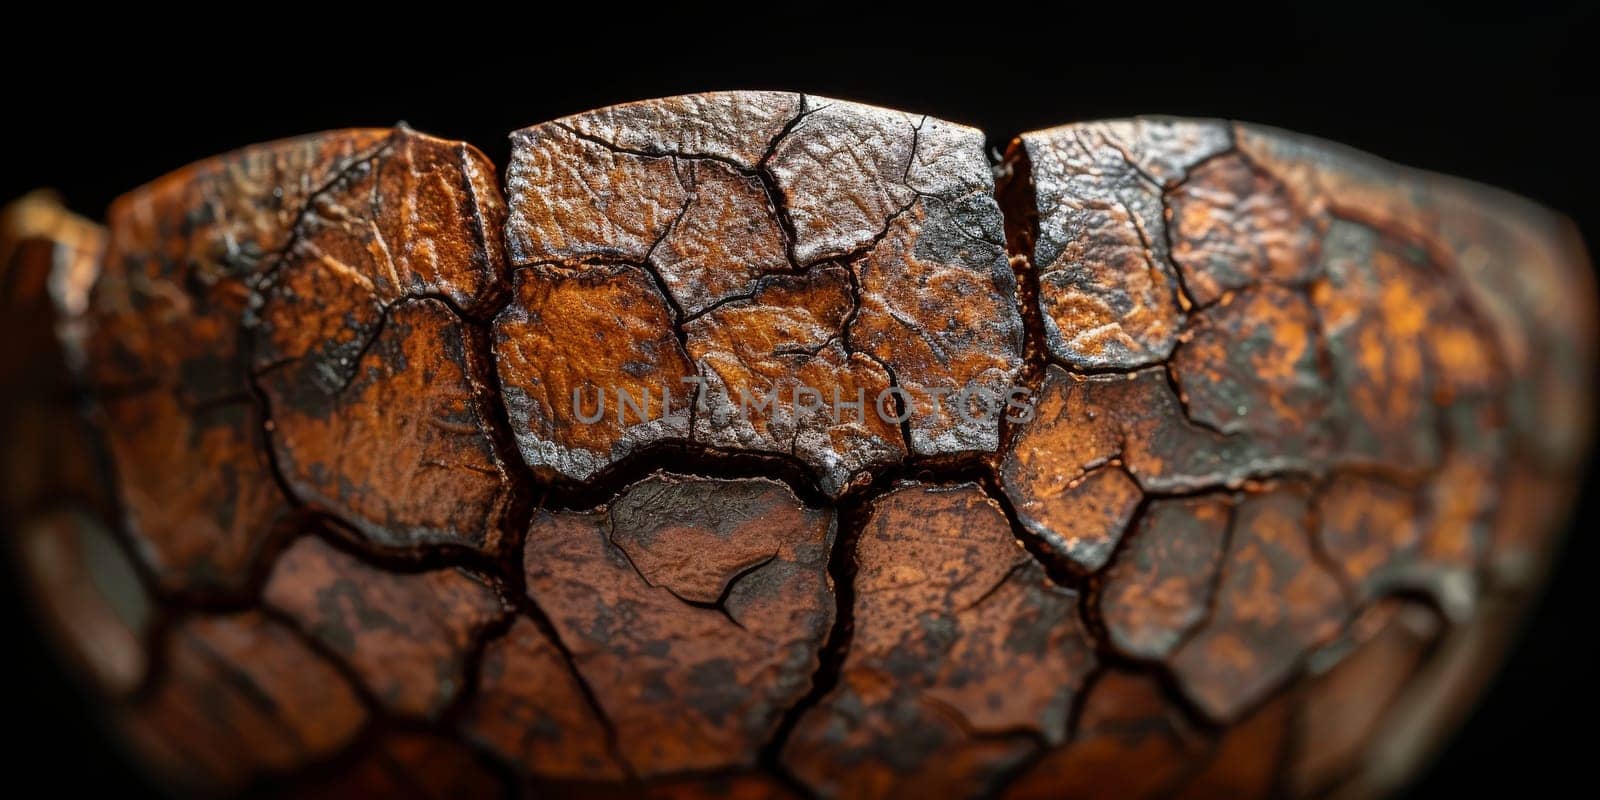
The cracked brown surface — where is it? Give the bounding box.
[523,473,834,779]
[496,94,1022,494]
[263,536,508,719]
[2,95,1595,799]
[1098,495,1232,661]
[251,127,514,553]
[464,615,624,782]
[1015,119,1230,369]
[782,482,1094,799]
[1166,482,1348,723]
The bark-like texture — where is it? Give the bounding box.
[495,93,1023,494]
[1,95,1593,799]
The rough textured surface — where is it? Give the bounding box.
[1169,284,1331,441]
[1016,118,1230,368]
[82,131,387,592]
[250,128,514,553]
[782,483,1095,798]
[464,616,625,782]
[1099,495,1232,660]
[523,473,834,778]
[97,391,286,593]
[76,127,518,592]
[495,92,1023,494]
[1002,671,1205,799]
[263,536,508,718]
[1168,152,1323,307]
[2,96,1595,799]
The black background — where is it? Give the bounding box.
[3,7,1595,797]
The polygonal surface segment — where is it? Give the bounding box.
[521,473,834,777]
[782,482,1095,798]
[495,92,1023,494]
[86,127,516,593]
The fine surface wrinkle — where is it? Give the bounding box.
[495,93,1023,494]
